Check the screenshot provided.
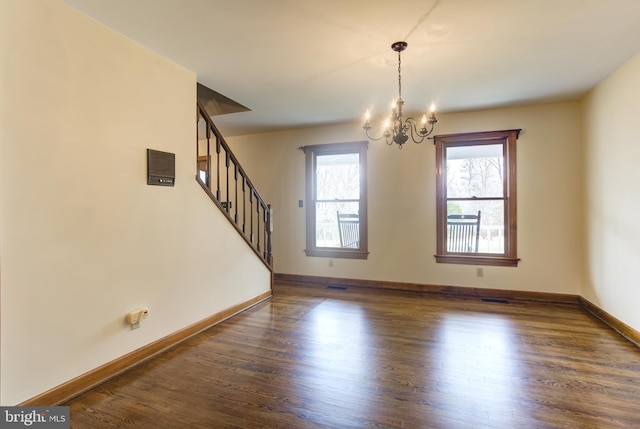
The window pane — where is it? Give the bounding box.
[315,201,359,248]
[435,130,519,266]
[447,200,504,254]
[316,153,360,200]
[446,144,503,198]
[304,141,368,259]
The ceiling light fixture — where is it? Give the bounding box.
[363,41,438,149]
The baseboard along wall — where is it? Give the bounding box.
[20,274,640,405]
[20,290,272,406]
[579,296,640,348]
[274,273,640,348]
[274,273,580,304]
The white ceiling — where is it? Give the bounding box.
[62,0,640,136]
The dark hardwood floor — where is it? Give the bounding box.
[66,282,640,428]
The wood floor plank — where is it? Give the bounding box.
[66,282,640,428]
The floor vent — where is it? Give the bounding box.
[481,298,509,304]
[327,285,348,290]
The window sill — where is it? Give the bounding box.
[434,254,520,267]
[305,248,369,260]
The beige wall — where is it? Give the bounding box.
[0,0,270,404]
[581,51,640,331]
[229,101,583,295]
[5,0,636,407]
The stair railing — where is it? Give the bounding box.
[196,102,273,269]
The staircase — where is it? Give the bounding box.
[196,101,272,270]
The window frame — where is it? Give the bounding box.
[434,129,521,267]
[302,141,369,259]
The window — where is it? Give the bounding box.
[434,130,520,267]
[302,141,368,259]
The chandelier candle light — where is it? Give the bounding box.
[363,41,438,148]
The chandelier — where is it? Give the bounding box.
[362,41,438,148]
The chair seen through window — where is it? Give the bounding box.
[447,211,481,253]
[337,212,359,248]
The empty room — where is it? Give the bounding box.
[2,0,640,427]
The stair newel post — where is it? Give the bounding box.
[215,134,221,201]
[224,150,230,213]
[266,204,273,265]
[205,116,211,188]
[249,189,254,244]
[241,174,246,233]
[233,161,239,223]
[256,196,261,252]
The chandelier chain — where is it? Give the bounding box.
[397,50,402,101]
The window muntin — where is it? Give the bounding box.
[435,130,520,266]
[303,142,368,259]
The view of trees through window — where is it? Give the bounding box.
[315,153,360,247]
[446,144,504,253]
[446,144,505,253]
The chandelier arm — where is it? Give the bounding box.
[363,124,396,145]
[405,118,424,144]
[405,117,430,144]
[363,126,385,141]
[421,121,436,138]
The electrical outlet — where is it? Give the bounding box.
[127,308,149,330]
[329,259,334,268]
[476,267,484,277]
